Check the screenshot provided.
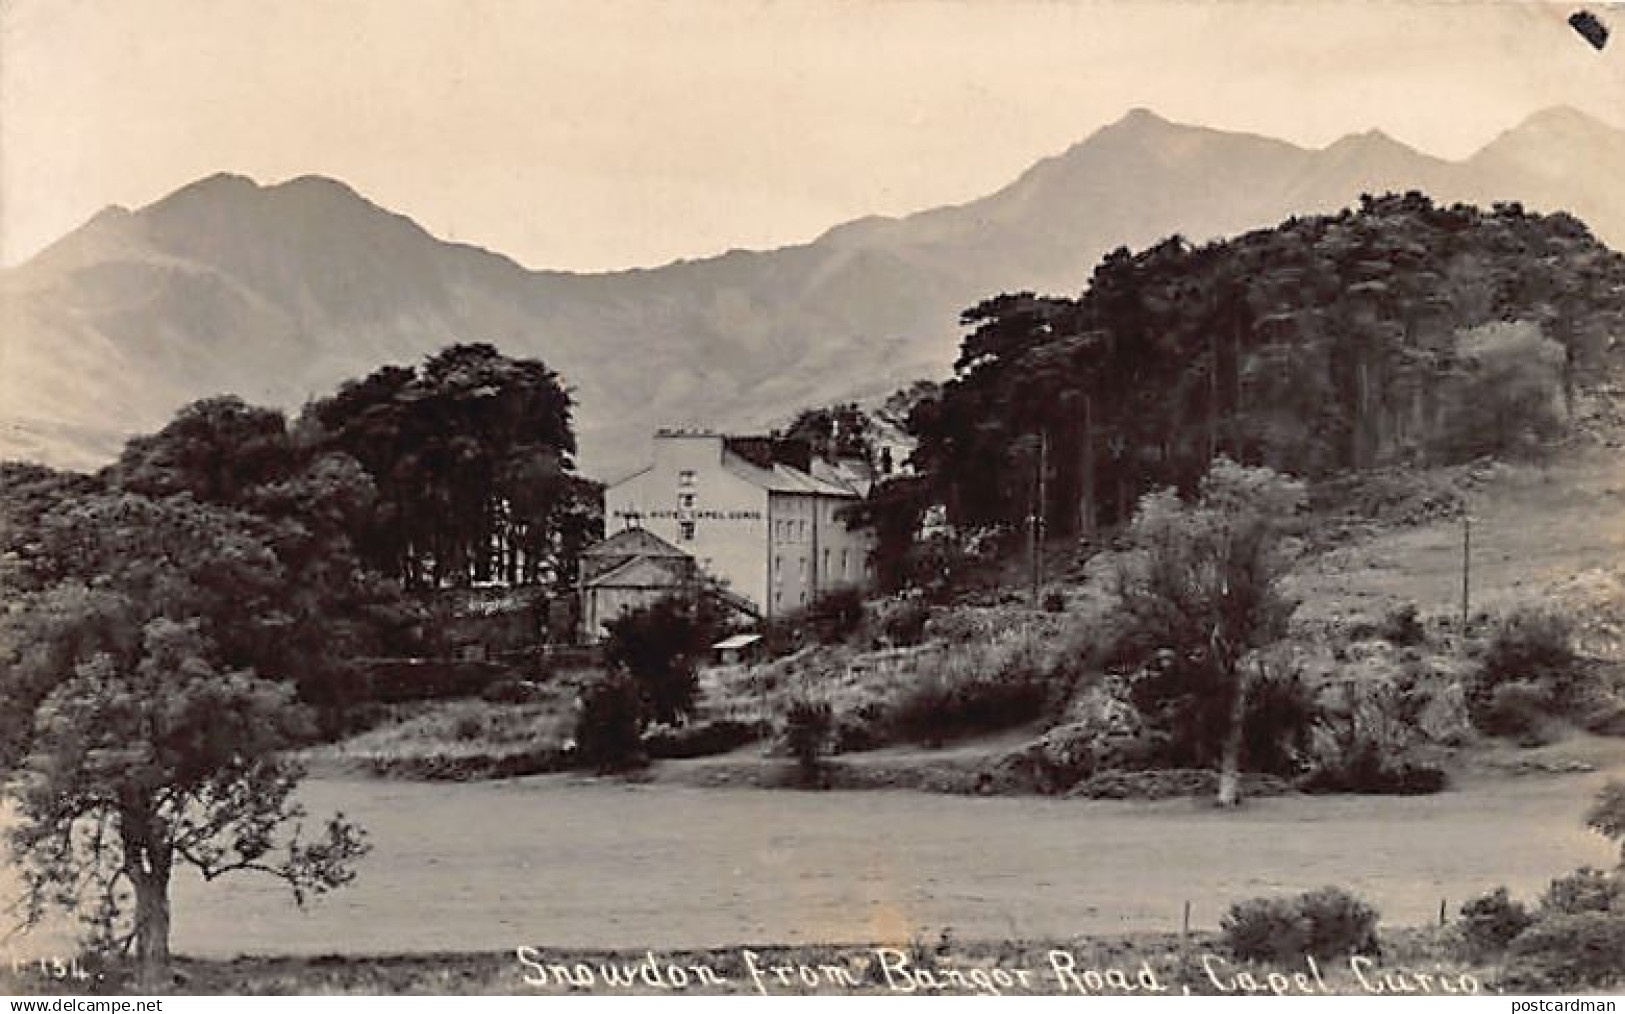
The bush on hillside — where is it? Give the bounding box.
[878,597,932,647]
[643,719,764,760]
[1378,602,1427,647]
[1300,679,1447,794]
[573,675,646,773]
[889,669,1049,747]
[805,586,868,645]
[1473,680,1556,742]
[1241,670,1321,776]
[1467,608,1581,737]
[783,696,835,787]
[480,678,541,704]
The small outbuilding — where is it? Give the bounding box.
[711,632,764,666]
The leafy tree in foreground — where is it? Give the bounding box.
[1114,458,1304,806]
[9,620,367,990]
[1,492,368,990]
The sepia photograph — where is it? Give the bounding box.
[4,0,1625,999]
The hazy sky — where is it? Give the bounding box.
[3,0,1623,271]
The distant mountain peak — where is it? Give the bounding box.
[1118,106,1170,126]
[146,171,380,219]
[1515,104,1613,133]
[9,105,1625,479]
[1323,127,1425,159]
[270,174,368,201]
[154,171,262,205]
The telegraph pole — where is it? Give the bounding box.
[1032,431,1047,606]
[1460,507,1472,634]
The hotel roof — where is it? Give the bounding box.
[720,450,861,497]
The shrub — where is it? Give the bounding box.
[1302,681,1447,794]
[1541,867,1624,916]
[480,678,538,704]
[783,697,834,787]
[1222,887,1379,963]
[1588,781,1625,866]
[1297,886,1381,960]
[452,714,486,741]
[1467,609,1579,736]
[1378,602,1426,647]
[573,675,646,772]
[1457,887,1535,959]
[883,629,1060,746]
[1300,744,1448,795]
[1222,897,1310,964]
[880,598,931,647]
[1434,321,1566,462]
[1502,912,1625,991]
[889,671,1049,746]
[1242,671,1321,776]
[806,586,868,645]
[1472,680,1554,741]
[643,719,764,760]
[603,593,720,725]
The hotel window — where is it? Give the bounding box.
[823,549,830,575]
[678,493,695,509]
[679,520,696,541]
[841,549,849,576]
[799,519,808,540]
[678,469,696,488]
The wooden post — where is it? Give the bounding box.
[1183,900,1192,936]
[1439,898,1448,927]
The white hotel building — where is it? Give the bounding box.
[597,429,875,624]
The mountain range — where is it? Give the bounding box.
[4,106,1624,479]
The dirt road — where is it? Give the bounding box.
[5,768,1615,961]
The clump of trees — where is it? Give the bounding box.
[1,343,591,985]
[101,397,420,727]
[783,403,880,466]
[900,194,1625,543]
[303,343,601,591]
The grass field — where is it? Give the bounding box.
[1292,446,1625,647]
